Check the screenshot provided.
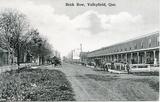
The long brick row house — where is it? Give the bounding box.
[86,31,159,66]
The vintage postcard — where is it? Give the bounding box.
[0,0,159,101]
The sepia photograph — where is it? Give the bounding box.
[0,0,159,101]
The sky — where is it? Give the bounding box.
[0,0,159,56]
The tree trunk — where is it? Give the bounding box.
[7,51,10,65]
[39,55,41,65]
[42,56,45,65]
[17,43,20,67]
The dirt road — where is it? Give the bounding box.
[47,63,159,101]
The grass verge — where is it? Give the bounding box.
[0,68,75,101]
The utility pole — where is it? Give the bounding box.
[80,44,83,63]
[80,43,82,52]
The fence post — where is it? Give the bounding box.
[124,64,126,71]
[148,64,151,72]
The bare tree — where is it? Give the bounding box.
[0,9,54,67]
[0,9,29,66]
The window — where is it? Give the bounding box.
[130,47,132,50]
[141,40,143,48]
[117,49,119,52]
[157,36,159,46]
[134,44,137,49]
[149,39,152,47]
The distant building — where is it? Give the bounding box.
[80,52,88,64]
[73,49,81,60]
[87,31,159,65]
[65,49,81,63]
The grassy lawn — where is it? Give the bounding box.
[0,68,75,101]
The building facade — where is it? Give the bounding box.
[0,47,9,66]
[87,31,159,65]
[80,52,88,64]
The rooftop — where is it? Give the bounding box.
[89,31,159,53]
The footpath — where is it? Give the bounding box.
[0,63,38,73]
[0,65,18,73]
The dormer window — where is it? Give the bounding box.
[130,47,132,50]
[157,36,159,46]
[149,39,152,47]
[141,40,143,48]
[134,44,137,49]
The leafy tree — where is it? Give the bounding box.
[26,29,53,65]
